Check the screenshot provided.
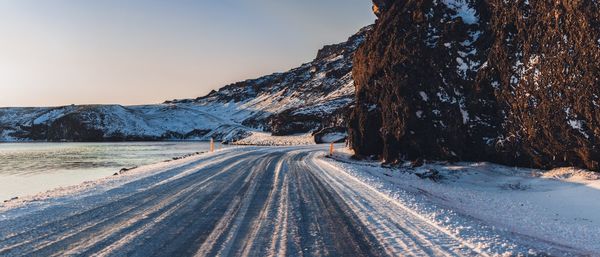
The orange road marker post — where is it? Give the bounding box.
[210,138,215,153]
[329,143,334,157]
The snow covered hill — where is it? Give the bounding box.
[0,104,246,142]
[0,26,371,143]
[168,26,371,137]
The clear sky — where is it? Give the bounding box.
[0,0,374,107]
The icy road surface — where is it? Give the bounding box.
[0,146,579,256]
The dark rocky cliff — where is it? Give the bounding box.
[349,0,600,171]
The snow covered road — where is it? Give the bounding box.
[0,146,586,256]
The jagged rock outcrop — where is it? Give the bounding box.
[350,0,600,171]
[372,0,394,17]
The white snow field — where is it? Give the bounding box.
[327,147,600,256]
[0,145,597,256]
[232,132,315,146]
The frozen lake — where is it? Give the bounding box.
[0,141,222,201]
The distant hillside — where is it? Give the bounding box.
[0,26,371,143]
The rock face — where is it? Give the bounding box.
[372,0,394,17]
[0,26,371,143]
[349,0,600,171]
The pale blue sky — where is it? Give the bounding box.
[0,0,374,107]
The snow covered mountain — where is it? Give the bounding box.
[0,26,371,142]
[0,105,241,142]
[167,26,371,137]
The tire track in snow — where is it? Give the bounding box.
[310,153,489,257]
[0,150,248,243]
[17,153,261,256]
[0,145,509,257]
[0,150,263,256]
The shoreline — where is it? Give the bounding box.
[0,142,226,205]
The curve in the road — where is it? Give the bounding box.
[0,146,507,256]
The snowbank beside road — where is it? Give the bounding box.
[232,132,315,146]
[325,147,600,255]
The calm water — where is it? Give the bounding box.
[0,142,220,201]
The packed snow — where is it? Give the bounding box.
[1,144,595,256]
[232,132,315,146]
[326,147,600,255]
